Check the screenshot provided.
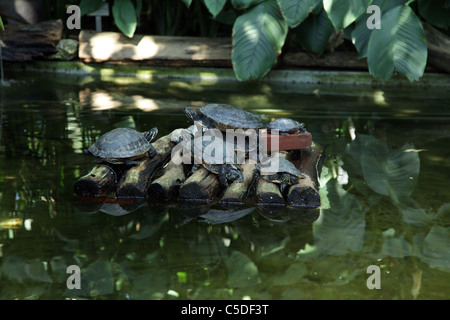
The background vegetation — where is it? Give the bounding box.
[3,1,450,81]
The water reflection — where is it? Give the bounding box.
[0,73,449,299]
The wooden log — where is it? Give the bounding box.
[219,163,257,208]
[79,30,232,66]
[148,152,186,201]
[116,134,174,199]
[256,178,285,207]
[178,167,221,203]
[2,20,63,62]
[423,22,450,74]
[73,165,118,197]
[287,144,323,208]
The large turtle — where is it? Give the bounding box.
[185,104,263,131]
[189,136,244,187]
[267,118,306,136]
[87,127,158,166]
[256,156,305,193]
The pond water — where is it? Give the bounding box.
[0,71,449,300]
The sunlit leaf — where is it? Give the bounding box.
[351,0,406,58]
[204,0,227,17]
[367,5,427,82]
[232,0,288,81]
[276,0,321,27]
[323,0,372,29]
[112,0,137,38]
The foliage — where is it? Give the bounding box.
[20,0,450,80]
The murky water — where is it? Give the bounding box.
[0,71,449,300]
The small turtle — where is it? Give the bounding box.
[185,103,263,131]
[190,136,243,187]
[256,156,305,193]
[267,118,306,136]
[86,127,158,166]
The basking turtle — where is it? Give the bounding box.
[190,136,243,187]
[87,127,158,166]
[185,104,263,131]
[256,156,305,193]
[267,118,306,136]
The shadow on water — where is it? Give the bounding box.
[0,71,449,299]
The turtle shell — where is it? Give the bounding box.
[267,118,305,134]
[88,128,153,160]
[198,104,263,131]
[258,156,304,181]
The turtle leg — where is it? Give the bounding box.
[124,159,140,166]
[148,145,157,157]
[189,164,201,176]
[218,166,229,187]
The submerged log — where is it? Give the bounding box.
[287,144,324,208]
[73,165,118,197]
[116,134,174,199]
[148,151,186,201]
[219,163,257,207]
[178,167,221,203]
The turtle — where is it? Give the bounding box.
[185,103,263,131]
[267,118,306,136]
[256,156,305,193]
[189,136,244,187]
[86,127,158,166]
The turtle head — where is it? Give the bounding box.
[226,166,244,183]
[184,107,200,123]
[144,127,158,142]
[299,123,306,132]
[281,173,299,185]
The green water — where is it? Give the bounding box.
[0,71,449,300]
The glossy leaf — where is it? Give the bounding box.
[231,0,265,10]
[79,0,105,16]
[367,5,427,81]
[112,0,137,38]
[295,8,334,53]
[276,0,322,27]
[323,0,372,29]
[351,0,406,58]
[232,0,288,81]
[204,0,227,17]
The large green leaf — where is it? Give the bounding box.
[276,0,322,27]
[232,0,288,81]
[418,0,450,28]
[295,8,334,53]
[361,140,420,203]
[231,0,265,10]
[367,5,427,82]
[204,0,227,17]
[79,0,105,16]
[112,0,137,38]
[323,0,373,29]
[181,0,192,8]
[351,0,406,58]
